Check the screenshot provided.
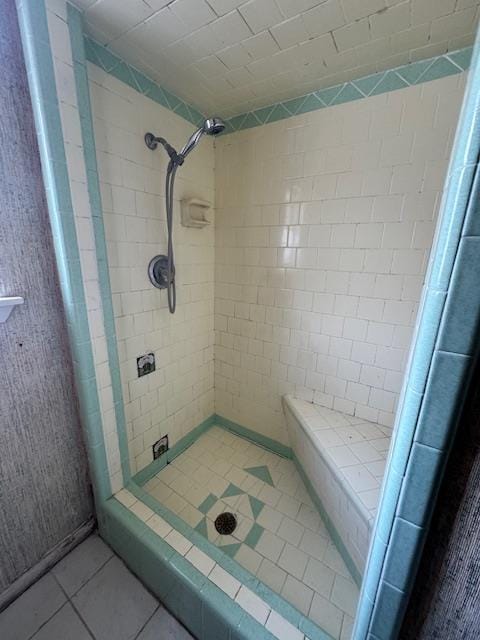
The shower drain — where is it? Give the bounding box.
[214,512,237,535]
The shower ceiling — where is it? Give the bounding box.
[71,0,480,117]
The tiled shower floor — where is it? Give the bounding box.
[144,426,359,639]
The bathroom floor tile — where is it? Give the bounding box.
[136,605,194,640]
[30,603,91,640]
[72,556,157,640]
[52,534,113,596]
[0,573,66,640]
[144,425,359,638]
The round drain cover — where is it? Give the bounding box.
[214,512,237,535]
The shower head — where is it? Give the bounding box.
[179,117,225,158]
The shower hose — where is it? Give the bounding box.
[165,158,178,314]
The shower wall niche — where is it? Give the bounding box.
[88,64,215,473]
[215,73,465,446]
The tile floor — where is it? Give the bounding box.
[0,534,194,640]
[144,425,359,639]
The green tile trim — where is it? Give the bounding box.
[133,414,217,486]
[224,47,472,134]
[16,0,111,501]
[199,493,218,515]
[67,4,131,484]
[215,414,292,459]
[244,465,275,487]
[126,481,331,638]
[98,499,276,640]
[222,483,244,498]
[244,523,264,549]
[84,36,205,128]
[248,495,265,520]
[293,455,362,588]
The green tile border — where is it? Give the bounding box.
[133,414,217,486]
[16,0,111,501]
[67,4,131,484]
[293,455,362,588]
[224,47,472,134]
[84,36,205,128]
[99,498,279,640]
[125,481,332,640]
[215,414,293,459]
[82,29,471,138]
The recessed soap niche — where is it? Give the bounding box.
[180,198,211,228]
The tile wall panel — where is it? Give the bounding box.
[215,73,466,444]
[88,65,216,473]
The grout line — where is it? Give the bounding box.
[24,600,70,640]
[132,604,161,640]
[51,573,97,640]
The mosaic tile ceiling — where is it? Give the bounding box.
[72,0,480,118]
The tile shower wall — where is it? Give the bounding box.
[215,73,466,444]
[88,65,215,473]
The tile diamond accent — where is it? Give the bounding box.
[248,495,265,520]
[221,483,244,498]
[245,466,274,487]
[198,493,217,515]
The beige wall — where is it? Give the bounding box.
[214,73,465,445]
[89,64,215,473]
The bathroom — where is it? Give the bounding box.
[1,0,480,638]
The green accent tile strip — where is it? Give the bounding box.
[67,4,130,483]
[84,37,205,128]
[248,495,265,520]
[244,523,264,549]
[133,414,217,486]
[215,414,292,459]
[99,499,277,640]
[222,483,244,498]
[245,465,275,487]
[224,47,472,134]
[220,543,241,558]
[199,494,218,515]
[195,517,208,538]
[127,479,330,638]
[293,455,362,589]
[16,0,111,500]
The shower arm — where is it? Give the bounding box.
[144,133,184,166]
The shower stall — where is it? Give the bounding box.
[17,0,480,638]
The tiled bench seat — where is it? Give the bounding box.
[283,395,392,575]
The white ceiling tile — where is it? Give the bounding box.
[340,0,386,22]
[127,7,190,52]
[194,55,230,78]
[239,0,283,34]
[85,0,154,41]
[270,15,310,50]
[369,3,411,39]
[207,0,248,17]
[217,43,253,68]
[275,0,327,19]
[332,18,370,52]
[304,0,346,38]
[170,0,217,30]
[430,7,478,43]
[242,30,280,60]
[411,0,456,25]
[80,0,478,117]
[210,10,253,47]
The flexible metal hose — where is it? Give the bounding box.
[165,159,178,314]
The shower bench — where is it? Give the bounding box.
[283,395,392,576]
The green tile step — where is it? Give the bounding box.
[244,465,274,487]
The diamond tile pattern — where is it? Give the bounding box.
[144,425,359,638]
[85,34,472,136]
[73,0,479,118]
